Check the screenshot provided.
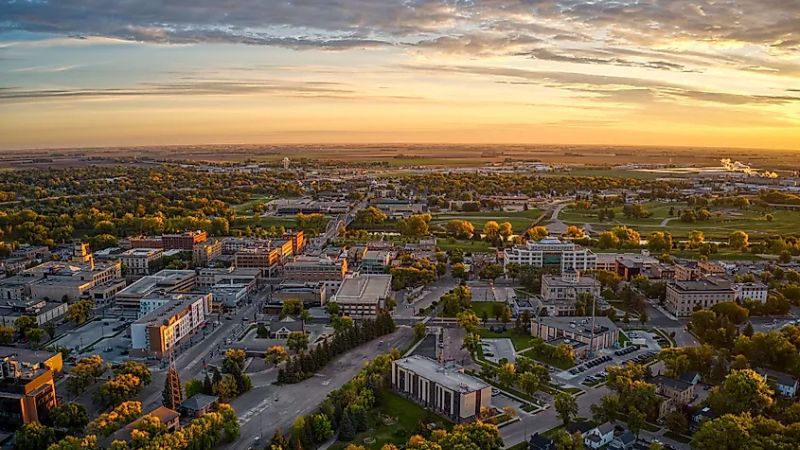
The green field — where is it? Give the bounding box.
[471,301,507,319]
[478,328,538,352]
[329,390,450,450]
[231,195,272,213]
[559,201,800,239]
[432,208,543,232]
[558,168,672,180]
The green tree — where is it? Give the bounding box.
[310,413,333,443]
[708,369,774,415]
[49,402,89,434]
[287,332,309,353]
[413,322,426,341]
[114,361,152,385]
[0,325,14,344]
[729,231,749,251]
[15,422,57,450]
[184,379,204,399]
[554,393,578,426]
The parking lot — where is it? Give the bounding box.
[51,317,129,352]
[481,338,516,364]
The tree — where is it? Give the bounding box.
[96,374,143,408]
[688,230,705,249]
[212,374,239,402]
[265,345,290,366]
[287,332,309,353]
[591,395,620,424]
[184,379,204,399]
[518,371,540,397]
[310,413,333,443]
[666,410,689,435]
[554,393,578,426]
[627,407,645,438]
[354,207,388,226]
[47,435,100,450]
[563,225,585,239]
[597,231,620,249]
[482,221,500,240]
[15,423,57,450]
[479,264,504,281]
[526,226,549,241]
[280,298,303,318]
[498,222,513,240]
[451,262,468,280]
[497,362,517,387]
[691,413,753,450]
[67,299,94,325]
[0,325,13,344]
[49,402,89,434]
[456,310,480,333]
[709,369,774,415]
[413,322,426,341]
[446,220,474,239]
[115,361,152,385]
[729,231,749,251]
[648,231,673,253]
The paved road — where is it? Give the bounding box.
[393,277,458,319]
[226,326,413,450]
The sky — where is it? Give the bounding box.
[1,0,799,151]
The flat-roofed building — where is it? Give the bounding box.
[391,355,490,423]
[530,316,618,352]
[732,282,769,303]
[504,237,596,273]
[220,237,272,255]
[331,274,392,318]
[283,230,305,255]
[129,236,164,249]
[284,256,347,293]
[162,231,207,251]
[115,269,196,311]
[120,248,163,276]
[130,292,212,358]
[192,240,222,266]
[0,298,68,326]
[665,278,735,317]
[541,269,601,302]
[0,348,61,426]
[360,250,391,274]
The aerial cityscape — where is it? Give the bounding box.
[1,2,799,450]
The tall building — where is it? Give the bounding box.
[130,292,212,358]
[504,237,596,273]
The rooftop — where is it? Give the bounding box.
[181,393,218,411]
[532,316,617,338]
[335,274,391,304]
[394,355,488,393]
[652,375,694,392]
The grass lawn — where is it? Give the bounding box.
[471,301,506,319]
[478,328,537,352]
[519,346,576,370]
[231,194,272,213]
[329,390,451,450]
[436,238,494,253]
[431,209,543,232]
[559,201,800,239]
[238,215,299,229]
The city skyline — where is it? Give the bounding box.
[1,1,799,151]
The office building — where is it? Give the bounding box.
[192,240,222,266]
[391,355,490,423]
[360,250,391,274]
[665,278,735,317]
[284,256,348,293]
[115,269,196,311]
[504,237,596,273]
[541,269,601,302]
[732,282,769,303]
[283,230,305,255]
[331,274,392,318]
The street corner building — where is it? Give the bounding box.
[391,355,491,423]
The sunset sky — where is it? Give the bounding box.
[1,1,799,150]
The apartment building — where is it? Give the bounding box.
[331,274,392,318]
[192,240,222,266]
[162,231,208,251]
[0,348,62,427]
[391,355,491,423]
[234,247,281,275]
[504,237,596,273]
[654,375,695,419]
[120,248,163,276]
[665,278,735,317]
[130,292,212,358]
[283,230,305,255]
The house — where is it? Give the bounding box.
[180,394,218,418]
[678,371,701,386]
[268,317,304,339]
[528,432,555,450]
[653,375,695,419]
[758,368,798,398]
[565,420,594,435]
[584,422,615,449]
[691,407,718,431]
[609,431,636,449]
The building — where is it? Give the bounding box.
[732,282,769,303]
[332,274,392,318]
[528,433,555,450]
[130,292,212,358]
[220,237,272,255]
[283,230,305,255]
[211,282,250,307]
[504,237,596,273]
[234,247,281,276]
[24,246,122,302]
[109,406,181,444]
[268,317,304,339]
[360,250,391,274]
[283,255,348,293]
[611,251,659,280]
[129,236,164,249]
[665,278,735,317]
[181,393,218,418]
[541,269,601,302]
[120,248,163,276]
[115,269,197,312]
[192,240,222,266]
[0,348,61,427]
[653,375,695,419]
[691,407,718,432]
[162,231,207,251]
[391,355,491,423]
[674,262,702,281]
[0,298,68,326]
[584,423,615,449]
[758,368,798,397]
[530,316,619,353]
[87,278,128,307]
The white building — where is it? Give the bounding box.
[504,237,596,273]
[732,282,769,303]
